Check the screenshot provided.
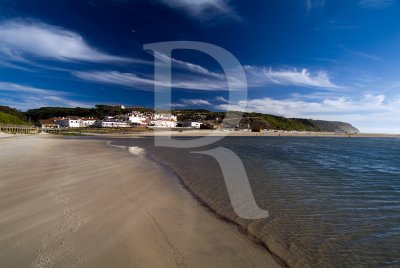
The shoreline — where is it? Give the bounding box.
[81,129,400,138]
[138,141,290,268]
[0,135,281,267]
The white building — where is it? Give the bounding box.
[153,113,177,122]
[150,120,177,128]
[54,117,98,128]
[190,122,202,129]
[56,117,81,128]
[39,119,60,129]
[182,122,203,129]
[80,117,98,127]
[97,121,130,128]
[128,115,147,125]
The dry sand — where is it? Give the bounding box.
[0,136,280,268]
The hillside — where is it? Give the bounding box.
[310,120,358,133]
[0,112,30,125]
[174,110,359,133]
[20,106,359,133]
[249,114,359,133]
[0,106,28,121]
[23,105,155,122]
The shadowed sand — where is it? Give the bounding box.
[0,136,280,267]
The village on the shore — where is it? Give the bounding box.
[1,104,360,134]
[38,105,203,130]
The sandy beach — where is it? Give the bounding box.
[0,135,280,267]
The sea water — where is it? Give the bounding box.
[111,137,400,267]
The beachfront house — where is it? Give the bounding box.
[182,122,203,129]
[94,120,130,128]
[80,117,98,127]
[56,117,81,128]
[38,119,60,129]
[52,117,98,128]
[128,114,148,126]
[147,113,178,128]
[150,120,178,128]
[153,113,177,122]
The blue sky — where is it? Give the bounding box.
[0,0,400,133]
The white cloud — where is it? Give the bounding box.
[159,0,238,19]
[0,82,65,95]
[306,0,326,13]
[0,82,93,110]
[153,52,225,79]
[218,94,392,116]
[339,46,383,62]
[0,60,34,71]
[0,20,130,63]
[73,70,233,91]
[75,64,338,93]
[217,94,400,133]
[216,96,229,103]
[244,66,340,89]
[359,0,394,8]
[352,51,382,62]
[181,99,212,106]
[153,53,340,90]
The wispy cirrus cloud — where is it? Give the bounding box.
[0,82,62,95]
[152,52,225,79]
[181,99,213,106]
[73,70,233,91]
[75,64,339,92]
[218,94,390,116]
[359,0,394,9]
[216,96,229,103]
[244,66,340,89]
[305,0,326,13]
[339,45,383,62]
[351,51,382,62]
[0,81,93,110]
[0,19,132,63]
[158,0,239,20]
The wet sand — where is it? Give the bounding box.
[0,136,280,267]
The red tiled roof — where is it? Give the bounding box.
[47,116,99,121]
[39,119,58,125]
[81,117,99,121]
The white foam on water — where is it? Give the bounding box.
[106,141,127,149]
[128,146,145,156]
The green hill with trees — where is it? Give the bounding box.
[0,105,358,133]
[174,110,359,133]
[0,106,28,121]
[23,105,154,122]
[0,111,30,125]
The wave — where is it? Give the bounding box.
[139,147,289,267]
[106,141,127,149]
[128,146,145,156]
[106,141,146,157]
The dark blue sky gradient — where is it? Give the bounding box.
[1,0,400,132]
